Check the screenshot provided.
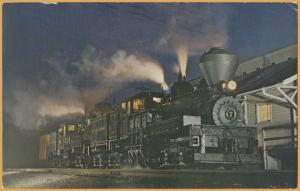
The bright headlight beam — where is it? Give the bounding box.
[226,80,237,91]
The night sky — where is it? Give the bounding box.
[3,3,297,130]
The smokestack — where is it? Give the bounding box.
[177,71,183,81]
[199,47,238,88]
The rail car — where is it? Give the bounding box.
[39,48,265,169]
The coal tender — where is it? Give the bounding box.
[39,48,261,169]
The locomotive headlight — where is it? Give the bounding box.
[226,80,237,91]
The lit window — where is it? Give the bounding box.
[67,124,76,131]
[58,128,63,133]
[257,104,272,123]
[153,97,162,103]
[133,98,144,112]
[127,101,131,113]
[121,102,126,111]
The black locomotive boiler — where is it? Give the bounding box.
[39,48,261,169]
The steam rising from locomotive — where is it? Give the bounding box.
[103,50,169,91]
[37,49,169,118]
[39,99,85,117]
[176,45,189,78]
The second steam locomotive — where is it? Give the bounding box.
[39,48,261,169]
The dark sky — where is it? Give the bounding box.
[3,3,297,130]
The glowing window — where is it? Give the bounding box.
[257,104,272,123]
[153,97,162,103]
[127,101,131,113]
[133,98,144,112]
[121,102,126,111]
[58,128,63,133]
[67,124,76,131]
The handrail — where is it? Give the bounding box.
[264,135,297,142]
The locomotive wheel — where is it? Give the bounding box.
[213,97,244,126]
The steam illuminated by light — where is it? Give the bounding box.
[176,45,189,77]
[104,50,169,90]
[39,99,85,117]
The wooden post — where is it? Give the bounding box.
[262,128,267,170]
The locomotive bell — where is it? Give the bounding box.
[199,48,238,88]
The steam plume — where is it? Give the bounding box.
[38,98,85,117]
[175,45,189,77]
[157,4,231,77]
[103,50,169,90]
[6,46,168,129]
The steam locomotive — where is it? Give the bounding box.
[39,48,261,169]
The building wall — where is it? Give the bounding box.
[242,89,294,147]
[236,44,297,76]
[235,44,297,148]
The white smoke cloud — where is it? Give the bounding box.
[103,50,168,90]
[175,45,189,77]
[7,46,168,129]
[5,81,84,130]
[9,86,41,129]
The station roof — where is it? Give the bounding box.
[235,58,297,94]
